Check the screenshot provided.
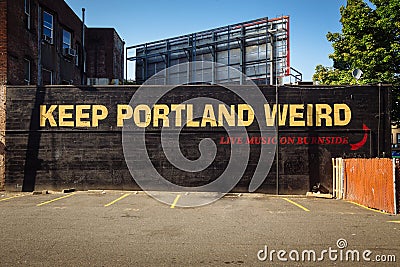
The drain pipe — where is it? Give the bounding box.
[81,8,86,85]
[378,83,381,157]
[37,5,42,85]
[276,79,279,195]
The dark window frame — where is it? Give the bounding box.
[62,29,72,49]
[42,68,53,85]
[75,43,80,67]
[43,11,54,44]
[24,0,31,29]
[24,58,31,85]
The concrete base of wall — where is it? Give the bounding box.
[0,84,6,190]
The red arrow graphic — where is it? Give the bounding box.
[350,124,370,151]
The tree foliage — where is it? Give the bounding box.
[313,0,400,120]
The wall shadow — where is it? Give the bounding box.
[22,87,45,192]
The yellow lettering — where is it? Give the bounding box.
[59,105,74,127]
[264,104,276,126]
[289,104,305,127]
[334,104,351,126]
[316,104,333,126]
[218,104,235,127]
[92,105,108,127]
[238,104,254,127]
[187,104,199,127]
[307,104,313,126]
[117,105,133,127]
[201,104,217,127]
[153,104,170,127]
[134,105,151,127]
[40,105,57,127]
[279,105,288,126]
[76,105,91,127]
[264,104,288,126]
[171,104,185,127]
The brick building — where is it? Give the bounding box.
[86,28,125,85]
[0,0,124,86]
[0,0,8,85]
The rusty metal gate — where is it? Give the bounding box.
[395,159,400,214]
[333,158,397,214]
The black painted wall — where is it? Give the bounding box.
[5,85,391,193]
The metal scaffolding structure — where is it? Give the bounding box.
[126,16,296,85]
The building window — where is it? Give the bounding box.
[42,69,53,85]
[75,43,80,66]
[24,59,31,85]
[63,29,72,49]
[397,133,400,144]
[43,11,53,43]
[24,0,31,29]
[62,29,77,59]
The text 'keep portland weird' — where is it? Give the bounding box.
[39,102,368,150]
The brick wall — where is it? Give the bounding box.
[4,85,391,193]
[86,29,109,78]
[0,0,6,189]
[6,0,84,86]
[86,28,124,83]
[6,0,39,85]
[0,84,5,190]
[4,0,124,86]
[38,0,84,85]
[113,30,124,82]
[0,0,7,85]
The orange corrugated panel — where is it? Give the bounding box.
[344,159,395,214]
[396,160,400,214]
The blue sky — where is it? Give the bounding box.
[65,0,346,81]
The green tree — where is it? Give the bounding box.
[313,0,400,120]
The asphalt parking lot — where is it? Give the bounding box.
[0,191,399,266]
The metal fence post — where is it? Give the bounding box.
[393,159,397,214]
[332,158,336,198]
